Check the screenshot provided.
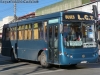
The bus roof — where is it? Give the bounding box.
[9,12,61,27]
[4,11,93,27]
[63,11,93,14]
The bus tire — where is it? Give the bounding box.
[11,51,18,63]
[40,51,49,68]
[70,64,77,67]
[38,55,41,61]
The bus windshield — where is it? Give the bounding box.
[63,22,96,48]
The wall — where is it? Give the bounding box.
[35,0,82,16]
[68,2,100,14]
[0,16,14,37]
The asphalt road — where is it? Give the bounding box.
[0,53,100,75]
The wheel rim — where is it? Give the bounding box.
[41,54,47,66]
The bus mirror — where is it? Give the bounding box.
[97,21,100,30]
[60,24,63,33]
[97,40,100,45]
[92,5,98,20]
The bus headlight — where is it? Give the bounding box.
[67,54,69,57]
[70,55,73,58]
[93,53,95,57]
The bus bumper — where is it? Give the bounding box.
[59,55,98,65]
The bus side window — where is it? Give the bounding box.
[33,23,39,40]
[10,27,12,40]
[38,22,43,39]
[24,25,28,40]
[25,24,32,40]
[49,27,52,38]
[28,24,32,40]
[55,26,58,38]
[43,21,47,41]
[54,26,58,48]
[33,22,43,40]
[5,28,10,40]
[2,28,5,40]
[14,27,17,40]
[49,27,52,47]
[18,26,23,40]
[21,25,24,40]
[10,27,16,40]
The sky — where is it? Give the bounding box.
[0,0,61,20]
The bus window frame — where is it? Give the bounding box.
[62,21,96,48]
[11,26,17,40]
[43,21,48,41]
[33,22,43,40]
[5,27,10,41]
[17,25,23,40]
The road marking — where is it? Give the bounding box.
[0,66,64,75]
[27,69,64,75]
[0,66,38,72]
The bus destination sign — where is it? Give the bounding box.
[63,12,94,21]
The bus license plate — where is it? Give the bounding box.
[81,61,87,63]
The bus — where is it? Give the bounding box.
[1,11,99,67]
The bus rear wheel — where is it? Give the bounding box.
[69,64,77,67]
[11,51,18,63]
[40,51,49,68]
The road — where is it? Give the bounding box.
[0,53,100,75]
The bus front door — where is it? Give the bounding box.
[48,25,59,63]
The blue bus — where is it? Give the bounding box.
[1,11,99,67]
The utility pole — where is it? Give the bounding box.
[97,0,98,14]
[14,3,17,22]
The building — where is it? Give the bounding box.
[0,16,14,44]
[36,0,81,16]
[0,12,35,41]
[0,16,14,32]
[35,0,100,16]
[0,16,14,36]
[18,12,35,20]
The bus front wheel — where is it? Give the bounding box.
[11,51,18,63]
[69,64,77,67]
[40,51,49,68]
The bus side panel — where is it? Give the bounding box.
[59,47,98,65]
[1,40,12,57]
[17,40,47,61]
[1,25,12,57]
